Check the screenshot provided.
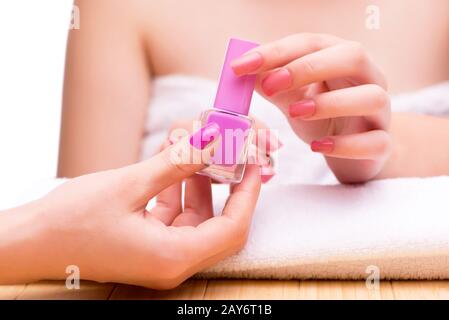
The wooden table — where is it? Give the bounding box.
[2,280,449,300]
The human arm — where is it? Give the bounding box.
[1,127,261,289]
[58,0,151,177]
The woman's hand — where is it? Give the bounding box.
[231,33,392,183]
[0,126,261,289]
[166,119,281,183]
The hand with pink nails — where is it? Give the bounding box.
[166,118,281,184]
[231,33,391,183]
[0,125,261,289]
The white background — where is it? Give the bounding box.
[0,0,73,207]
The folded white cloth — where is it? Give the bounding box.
[12,176,449,280]
[201,178,449,279]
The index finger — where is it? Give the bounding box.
[231,33,341,75]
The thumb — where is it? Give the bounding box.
[124,122,221,200]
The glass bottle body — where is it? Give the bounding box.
[199,109,253,183]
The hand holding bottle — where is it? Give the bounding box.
[0,126,261,289]
[231,33,391,183]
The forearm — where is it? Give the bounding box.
[378,112,449,179]
[0,202,53,284]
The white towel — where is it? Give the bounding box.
[5,77,449,280]
[11,176,449,280]
[202,178,449,279]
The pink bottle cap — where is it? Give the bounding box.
[213,38,259,116]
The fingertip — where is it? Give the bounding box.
[159,139,173,152]
[309,131,391,160]
[230,52,264,76]
[311,137,335,154]
[230,62,246,76]
[289,100,316,119]
[260,164,276,184]
[162,128,220,174]
[261,174,275,184]
[189,122,221,150]
[261,68,293,96]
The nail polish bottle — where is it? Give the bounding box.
[199,38,259,183]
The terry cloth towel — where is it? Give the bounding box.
[200,178,449,279]
[12,176,449,280]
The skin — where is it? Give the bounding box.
[2,0,447,288]
[59,0,449,183]
[230,34,449,182]
[0,132,262,289]
[231,34,392,182]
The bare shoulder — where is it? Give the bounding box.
[129,0,199,30]
[73,0,165,27]
[75,0,198,36]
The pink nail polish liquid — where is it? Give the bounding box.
[199,38,259,183]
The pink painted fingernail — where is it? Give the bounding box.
[230,52,263,75]
[289,100,316,119]
[260,165,276,183]
[189,122,221,150]
[311,138,335,154]
[261,68,293,96]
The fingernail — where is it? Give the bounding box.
[230,52,263,75]
[189,122,221,150]
[261,174,275,184]
[261,68,292,96]
[311,138,334,154]
[260,165,276,183]
[289,100,316,119]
